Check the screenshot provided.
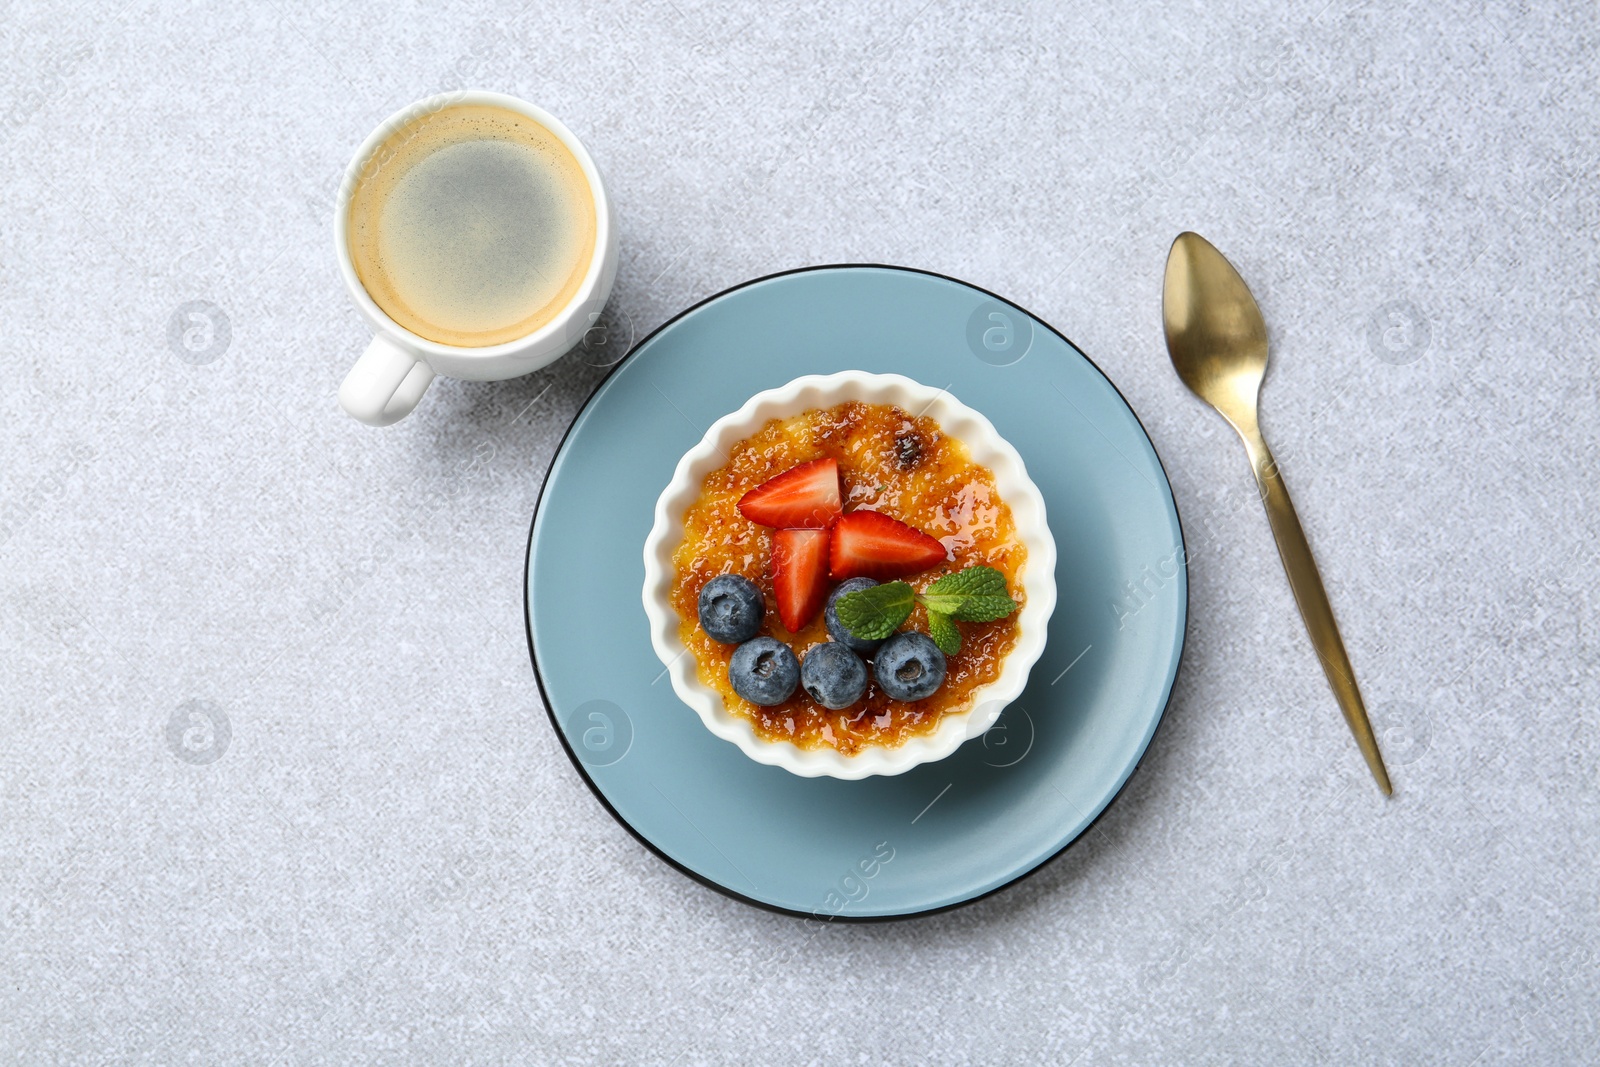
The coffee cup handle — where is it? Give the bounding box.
[338,335,436,427]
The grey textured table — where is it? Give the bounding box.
[3,2,1596,1064]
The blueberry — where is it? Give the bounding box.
[873,631,946,701]
[729,636,800,706]
[825,577,885,655]
[800,642,869,710]
[698,574,764,644]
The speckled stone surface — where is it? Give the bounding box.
[2,1,1596,1063]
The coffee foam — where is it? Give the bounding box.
[346,104,596,348]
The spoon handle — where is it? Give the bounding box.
[1243,433,1393,795]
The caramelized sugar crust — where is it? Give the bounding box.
[669,402,1026,755]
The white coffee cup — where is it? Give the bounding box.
[334,90,618,426]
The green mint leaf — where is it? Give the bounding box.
[835,581,914,641]
[925,565,1007,599]
[926,611,962,657]
[918,565,1019,622]
[949,594,1019,623]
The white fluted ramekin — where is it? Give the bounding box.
[642,372,1056,779]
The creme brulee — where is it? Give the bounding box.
[670,401,1026,755]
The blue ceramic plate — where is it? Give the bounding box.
[524,266,1187,919]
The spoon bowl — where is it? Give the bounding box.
[1162,231,1268,433]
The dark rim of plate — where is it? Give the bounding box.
[521,263,1190,923]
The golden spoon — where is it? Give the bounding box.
[1162,231,1392,795]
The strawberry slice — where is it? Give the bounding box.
[829,511,948,580]
[737,458,843,529]
[771,528,831,632]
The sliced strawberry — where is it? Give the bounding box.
[737,458,843,529]
[829,511,948,580]
[771,528,831,632]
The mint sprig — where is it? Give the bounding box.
[834,565,1019,657]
